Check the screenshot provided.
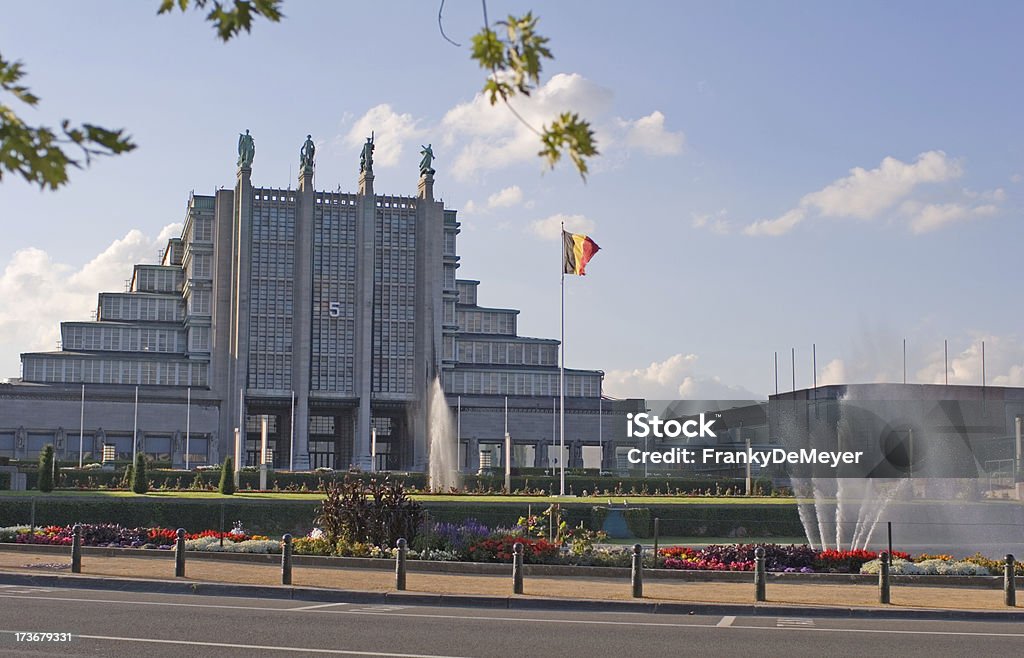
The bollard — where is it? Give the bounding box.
[652,518,660,568]
[395,538,407,591]
[281,534,293,585]
[879,552,891,604]
[1005,554,1016,607]
[174,528,186,578]
[71,524,82,574]
[754,546,766,602]
[30,500,37,533]
[512,542,524,595]
[631,544,644,598]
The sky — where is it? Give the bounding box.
[1,1,1022,399]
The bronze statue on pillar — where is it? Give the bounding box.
[237,129,255,168]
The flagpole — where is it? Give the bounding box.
[560,223,566,497]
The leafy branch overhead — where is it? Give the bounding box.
[470,11,598,180]
[0,55,135,190]
[157,0,284,42]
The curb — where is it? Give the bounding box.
[0,571,1020,622]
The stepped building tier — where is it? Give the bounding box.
[0,134,641,472]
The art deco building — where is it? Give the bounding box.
[0,134,637,471]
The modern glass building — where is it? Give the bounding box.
[0,134,638,471]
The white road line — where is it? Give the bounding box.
[1,593,1023,639]
[716,616,736,627]
[293,602,350,611]
[0,631,465,657]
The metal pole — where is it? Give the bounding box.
[396,538,407,591]
[185,386,191,470]
[1005,554,1016,607]
[512,542,524,594]
[879,552,891,604]
[78,384,85,469]
[812,343,817,391]
[982,340,986,388]
[774,351,778,396]
[282,534,293,585]
[175,528,186,577]
[754,546,766,602]
[631,544,643,598]
[259,415,268,490]
[944,339,948,385]
[71,524,82,573]
[560,238,566,497]
[903,338,907,384]
[653,518,660,568]
[504,397,511,492]
[1016,417,1022,490]
[132,385,139,463]
[552,397,556,476]
[289,390,295,471]
[745,425,752,496]
[791,348,795,392]
[598,396,603,470]
[887,521,893,560]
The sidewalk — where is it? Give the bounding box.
[1,549,1019,614]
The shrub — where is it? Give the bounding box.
[131,453,148,494]
[466,535,560,564]
[292,536,335,556]
[219,457,235,495]
[314,476,423,548]
[37,445,55,492]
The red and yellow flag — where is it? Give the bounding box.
[562,230,600,275]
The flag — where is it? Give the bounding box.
[562,231,601,276]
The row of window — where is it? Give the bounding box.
[133,267,182,294]
[456,340,558,366]
[443,370,601,398]
[456,282,478,306]
[186,252,212,279]
[457,309,517,335]
[99,294,184,323]
[62,324,186,353]
[22,356,208,387]
[187,288,212,316]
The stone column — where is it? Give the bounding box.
[570,440,584,468]
[291,163,315,470]
[602,440,616,471]
[534,439,548,468]
[353,169,375,470]
[466,437,480,473]
[228,163,253,464]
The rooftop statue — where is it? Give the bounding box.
[300,134,315,170]
[360,131,375,174]
[419,143,435,176]
[237,129,255,168]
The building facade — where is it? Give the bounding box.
[1,133,636,472]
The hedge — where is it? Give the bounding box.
[11,467,772,497]
[0,496,802,538]
[0,471,9,491]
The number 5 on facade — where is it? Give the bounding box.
[328,302,342,318]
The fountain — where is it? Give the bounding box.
[427,376,462,492]
[780,386,1024,555]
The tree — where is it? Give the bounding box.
[131,452,149,494]
[2,0,594,190]
[37,444,55,493]
[219,456,236,495]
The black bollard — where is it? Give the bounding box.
[1005,554,1016,607]
[512,542,524,595]
[71,524,82,574]
[30,500,36,533]
[631,544,644,598]
[879,552,891,604]
[281,534,293,585]
[754,546,766,602]
[174,528,186,577]
[395,538,407,591]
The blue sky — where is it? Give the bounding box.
[1,1,1022,398]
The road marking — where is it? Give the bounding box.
[716,616,736,627]
[777,618,815,628]
[292,602,350,611]
[0,630,466,657]
[1,593,1023,639]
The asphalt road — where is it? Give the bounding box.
[0,584,1022,657]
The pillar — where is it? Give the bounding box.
[291,158,314,470]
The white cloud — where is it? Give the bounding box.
[817,358,847,386]
[744,151,964,236]
[441,73,683,180]
[906,202,997,234]
[1010,173,1022,184]
[0,225,180,379]
[343,104,423,168]
[912,335,1024,386]
[528,213,595,241]
[691,210,733,235]
[618,111,685,156]
[604,353,762,400]
[486,185,523,209]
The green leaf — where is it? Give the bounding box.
[156,0,284,41]
[539,113,599,181]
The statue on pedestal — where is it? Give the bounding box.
[237,129,255,168]
[360,132,375,174]
[300,134,315,170]
[419,143,435,176]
